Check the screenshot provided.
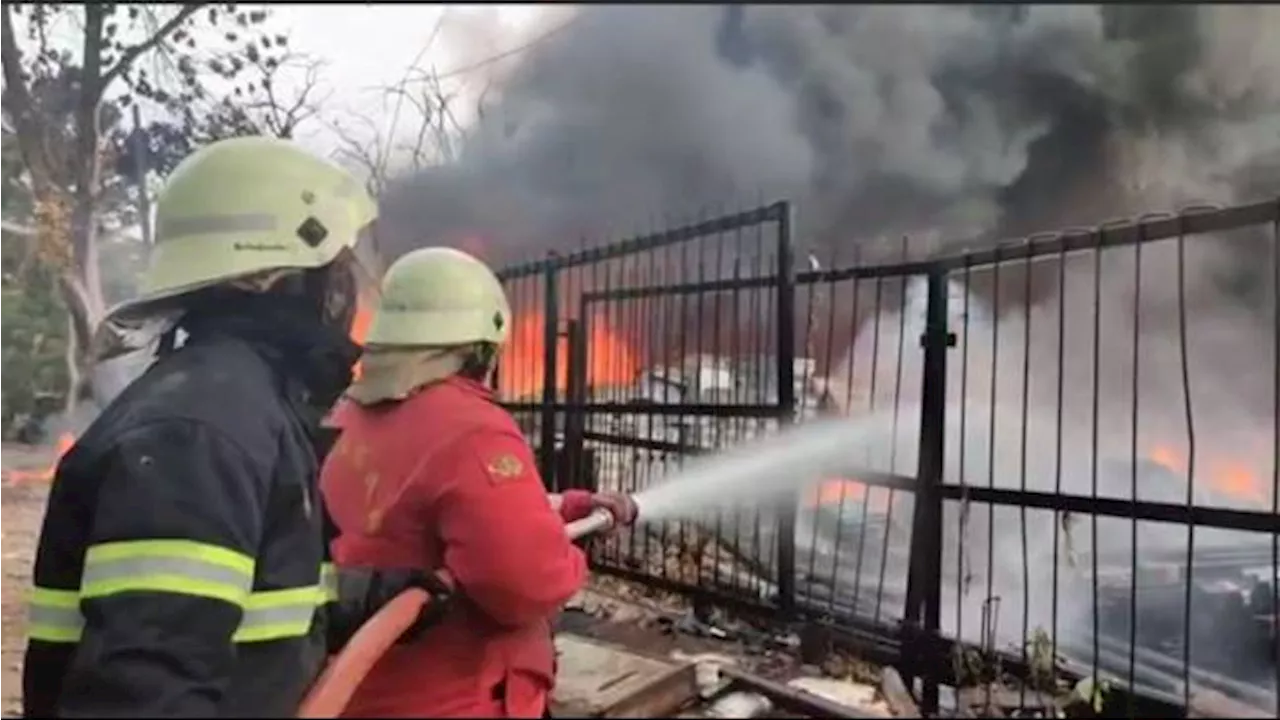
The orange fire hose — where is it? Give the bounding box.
[296,508,618,718]
[296,588,429,718]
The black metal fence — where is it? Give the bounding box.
[493,197,1280,717]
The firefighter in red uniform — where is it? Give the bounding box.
[321,246,638,718]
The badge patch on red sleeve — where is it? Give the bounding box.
[485,453,525,482]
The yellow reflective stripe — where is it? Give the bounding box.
[320,562,338,604]
[247,587,321,609]
[27,584,323,644]
[81,540,255,606]
[31,587,79,608]
[234,587,320,643]
[28,588,83,643]
[86,540,255,574]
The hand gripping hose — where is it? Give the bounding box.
[296,507,618,718]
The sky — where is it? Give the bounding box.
[265,3,554,156]
[4,3,557,165]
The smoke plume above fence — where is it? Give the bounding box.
[378,5,1280,271]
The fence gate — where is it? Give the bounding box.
[491,202,949,711]
[494,203,801,609]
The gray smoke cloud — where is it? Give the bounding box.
[378,4,1280,270]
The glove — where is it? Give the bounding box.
[591,492,639,527]
[325,567,455,652]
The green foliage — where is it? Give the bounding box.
[2,233,70,440]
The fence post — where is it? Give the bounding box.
[539,262,561,489]
[563,318,589,491]
[774,201,798,616]
[905,267,952,716]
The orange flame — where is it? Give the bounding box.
[1150,444,1181,474]
[349,296,373,381]
[3,433,75,484]
[805,478,869,508]
[803,477,895,513]
[499,311,638,398]
[1210,460,1266,504]
[1147,443,1268,505]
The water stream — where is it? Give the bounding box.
[631,412,899,522]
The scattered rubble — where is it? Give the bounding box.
[786,677,886,716]
[569,576,903,718]
[706,690,775,718]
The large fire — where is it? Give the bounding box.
[1148,442,1268,505]
[3,433,75,484]
[499,311,639,398]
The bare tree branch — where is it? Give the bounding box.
[2,219,39,237]
[374,9,448,180]
[370,60,472,174]
[266,56,328,138]
[100,4,202,88]
[327,112,387,196]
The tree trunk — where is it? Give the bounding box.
[57,265,103,414]
[61,4,108,416]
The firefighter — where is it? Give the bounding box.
[320,246,639,718]
[21,136,402,717]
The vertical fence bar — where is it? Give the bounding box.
[564,317,589,491]
[540,262,561,487]
[774,201,798,616]
[906,267,951,716]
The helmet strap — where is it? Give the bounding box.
[156,326,179,357]
[458,343,498,382]
[267,261,358,336]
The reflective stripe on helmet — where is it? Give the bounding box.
[157,213,279,238]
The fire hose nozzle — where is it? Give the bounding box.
[565,506,617,540]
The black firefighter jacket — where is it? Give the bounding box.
[22,300,361,718]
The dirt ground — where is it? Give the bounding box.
[2,444,56,716]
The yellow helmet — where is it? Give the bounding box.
[92,134,376,358]
[366,247,510,348]
[104,135,373,316]
[143,135,377,297]
[93,136,378,360]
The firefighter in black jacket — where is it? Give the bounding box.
[21,136,421,717]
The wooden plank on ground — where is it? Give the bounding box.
[551,633,697,717]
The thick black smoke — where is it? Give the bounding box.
[377,4,1280,270]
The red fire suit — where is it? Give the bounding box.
[321,376,594,718]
